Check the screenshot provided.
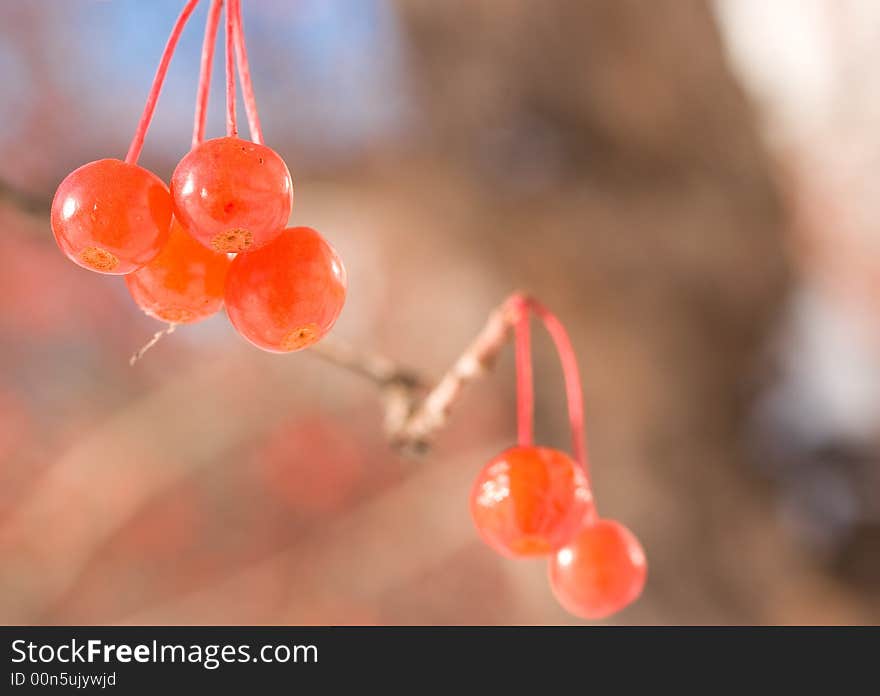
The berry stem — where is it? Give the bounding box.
[231,0,264,144]
[526,298,590,484]
[513,301,534,447]
[225,0,238,137]
[193,0,224,149]
[125,0,202,165]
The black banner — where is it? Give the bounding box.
[1,626,875,692]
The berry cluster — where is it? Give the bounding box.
[45,2,645,622]
[49,0,345,353]
[470,297,647,620]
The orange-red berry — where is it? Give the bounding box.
[548,518,646,620]
[125,217,231,324]
[470,446,594,558]
[51,159,172,274]
[171,136,292,253]
[224,226,346,352]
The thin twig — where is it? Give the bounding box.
[309,294,526,453]
[129,323,177,366]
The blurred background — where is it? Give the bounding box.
[1,0,878,625]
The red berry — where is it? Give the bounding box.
[51,159,172,274]
[548,518,646,620]
[224,226,346,352]
[171,136,292,253]
[470,446,594,558]
[125,217,231,324]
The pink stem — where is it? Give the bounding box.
[514,300,534,447]
[126,0,202,165]
[225,0,238,137]
[507,294,590,484]
[231,0,264,144]
[530,300,589,482]
[192,0,224,148]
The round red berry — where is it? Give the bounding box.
[470,446,594,558]
[171,136,292,253]
[224,226,346,352]
[125,217,231,324]
[51,159,172,274]
[548,518,646,620]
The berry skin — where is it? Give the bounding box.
[548,518,646,620]
[51,159,172,274]
[470,446,594,558]
[224,226,346,352]
[171,136,292,253]
[125,217,231,324]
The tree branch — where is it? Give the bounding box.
[309,293,525,453]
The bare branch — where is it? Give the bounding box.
[310,294,524,453]
[308,336,419,386]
